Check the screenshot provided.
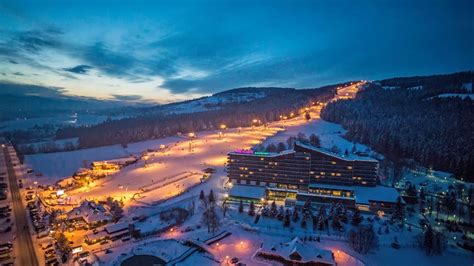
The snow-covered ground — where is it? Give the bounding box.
[24,136,181,182]
[162,91,266,114]
[435,93,474,100]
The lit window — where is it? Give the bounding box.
[331,161,336,164]
[320,172,325,175]
[347,166,353,170]
[333,191,341,196]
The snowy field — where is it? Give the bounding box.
[24,136,181,182]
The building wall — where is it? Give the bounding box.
[228,152,311,190]
[294,143,378,187]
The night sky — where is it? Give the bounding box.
[0,0,472,103]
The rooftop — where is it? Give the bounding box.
[295,141,378,162]
[228,184,266,200]
[354,185,401,205]
[259,237,335,265]
[228,149,295,158]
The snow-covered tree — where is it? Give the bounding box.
[248,201,256,216]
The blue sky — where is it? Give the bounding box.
[0,0,472,103]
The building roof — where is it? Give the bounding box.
[85,230,108,242]
[259,237,335,265]
[228,185,266,200]
[105,222,129,234]
[228,149,295,158]
[67,201,112,224]
[354,185,401,205]
[295,141,378,162]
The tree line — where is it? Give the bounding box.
[321,72,474,182]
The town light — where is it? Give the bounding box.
[189,132,195,138]
[220,124,227,130]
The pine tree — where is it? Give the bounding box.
[278,206,285,220]
[270,201,278,217]
[248,201,255,216]
[351,209,363,225]
[292,208,299,222]
[332,213,342,230]
[301,218,307,229]
[199,190,205,200]
[283,209,291,227]
[208,189,215,203]
[391,197,405,226]
[238,200,244,213]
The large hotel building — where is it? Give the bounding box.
[227,142,400,212]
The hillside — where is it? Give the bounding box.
[321,71,474,182]
[55,85,342,149]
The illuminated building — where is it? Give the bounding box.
[227,142,401,212]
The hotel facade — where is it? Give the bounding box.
[227,142,400,212]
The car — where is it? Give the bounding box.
[45,249,55,255]
[46,258,59,266]
[0,243,12,249]
[41,243,53,250]
[230,257,239,264]
[78,252,90,259]
[44,253,56,260]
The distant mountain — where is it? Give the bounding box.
[0,82,144,121]
[137,87,296,116]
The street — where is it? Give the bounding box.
[3,146,39,266]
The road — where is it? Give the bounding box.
[3,146,39,266]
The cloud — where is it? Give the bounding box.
[63,65,93,74]
[0,81,68,98]
[110,94,143,101]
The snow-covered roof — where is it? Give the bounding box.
[93,156,137,165]
[295,141,378,162]
[228,185,266,200]
[67,201,112,224]
[105,222,129,234]
[354,186,400,205]
[228,150,295,158]
[259,237,335,265]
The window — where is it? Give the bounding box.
[246,180,250,185]
[331,161,337,165]
[320,172,325,175]
[332,191,341,196]
[347,166,353,170]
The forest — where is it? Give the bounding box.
[321,72,474,182]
